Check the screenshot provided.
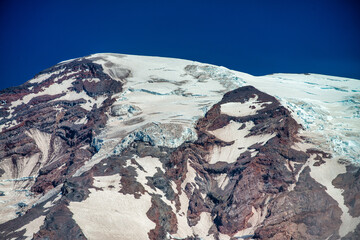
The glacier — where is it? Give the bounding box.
[91,53,360,164]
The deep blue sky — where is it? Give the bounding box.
[1,0,359,90]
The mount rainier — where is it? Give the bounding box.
[0,53,359,240]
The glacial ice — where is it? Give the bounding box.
[110,104,142,118]
[113,122,197,154]
[91,137,104,152]
[91,53,360,164]
[184,65,360,163]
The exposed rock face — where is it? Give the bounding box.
[0,56,124,226]
[0,53,359,240]
[255,167,342,240]
[333,165,360,217]
[33,203,86,240]
[166,86,343,239]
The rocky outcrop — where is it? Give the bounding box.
[333,164,360,217]
[165,86,343,239]
[0,56,126,230]
[33,203,86,240]
[254,167,342,239]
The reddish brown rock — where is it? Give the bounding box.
[333,164,360,217]
[254,167,342,239]
[0,57,126,239]
[147,195,178,240]
[33,203,86,240]
[166,86,343,239]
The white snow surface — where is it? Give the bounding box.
[85,53,360,165]
[220,95,272,117]
[208,121,274,164]
[69,174,156,240]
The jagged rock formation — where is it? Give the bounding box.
[0,53,359,240]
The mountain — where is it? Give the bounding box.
[0,53,359,240]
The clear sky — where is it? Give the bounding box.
[0,0,359,90]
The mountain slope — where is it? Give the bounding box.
[0,53,359,240]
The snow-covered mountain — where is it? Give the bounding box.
[0,53,359,240]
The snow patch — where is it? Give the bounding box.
[132,156,164,195]
[171,161,198,238]
[233,205,267,239]
[28,69,64,84]
[291,140,360,237]
[208,121,275,164]
[17,215,46,240]
[214,174,229,190]
[308,157,360,237]
[220,95,271,117]
[69,174,155,240]
[191,212,215,239]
